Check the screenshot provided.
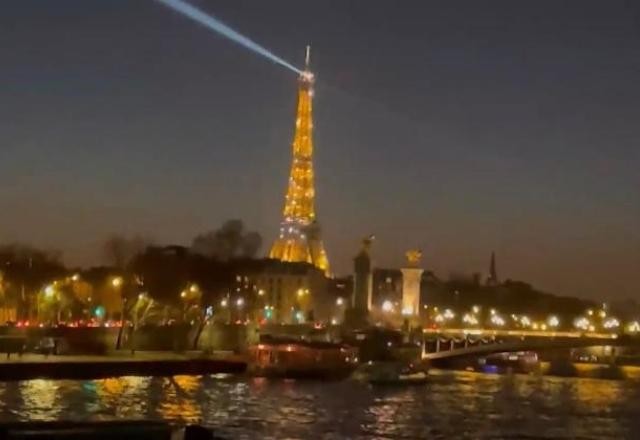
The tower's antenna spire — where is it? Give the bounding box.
[305,44,311,70]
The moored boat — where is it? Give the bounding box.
[355,361,429,386]
[248,339,358,379]
[477,351,539,374]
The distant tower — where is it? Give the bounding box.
[401,250,424,317]
[269,46,330,275]
[487,251,499,286]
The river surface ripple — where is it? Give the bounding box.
[1,370,639,439]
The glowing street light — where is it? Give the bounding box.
[71,274,80,282]
[472,305,480,314]
[336,297,344,306]
[547,315,560,328]
[462,313,478,325]
[381,300,393,313]
[627,321,640,333]
[574,316,590,331]
[111,277,123,288]
[189,284,199,294]
[402,306,414,316]
[44,285,55,299]
[258,289,265,296]
[220,299,228,308]
[490,314,505,327]
[603,317,620,329]
[236,297,244,308]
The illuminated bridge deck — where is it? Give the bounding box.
[423,328,619,340]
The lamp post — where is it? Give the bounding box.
[112,276,125,350]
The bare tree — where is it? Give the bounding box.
[191,219,262,260]
[103,235,152,268]
[241,231,263,258]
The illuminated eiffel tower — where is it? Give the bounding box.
[269,46,330,275]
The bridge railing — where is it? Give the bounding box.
[422,328,618,340]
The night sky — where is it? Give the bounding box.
[1,1,639,300]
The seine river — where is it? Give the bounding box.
[0,371,639,439]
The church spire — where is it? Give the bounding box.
[269,47,330,275]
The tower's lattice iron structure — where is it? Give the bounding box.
[269,47,330,275]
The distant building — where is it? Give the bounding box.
[233,259,328,324]
[372,269,402,309]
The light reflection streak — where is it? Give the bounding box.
[19,380,61,421]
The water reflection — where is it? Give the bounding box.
[157,376,201,422]
[0,372,638,438]
[19,380,61,421]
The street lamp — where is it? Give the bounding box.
[111,277,123,288]
[603,317,619,329]
[490,314,505,327]
[44,285,55,299]
[462,313,478,326]
[574,316,590,330]
[336,297,344,306]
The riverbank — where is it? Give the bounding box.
[0,351,247,380]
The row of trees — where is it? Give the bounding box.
[0,220,264,326]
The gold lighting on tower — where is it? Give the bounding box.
[269,46,330,275]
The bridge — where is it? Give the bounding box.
[420,328,636,361]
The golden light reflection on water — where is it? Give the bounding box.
[172,375,200,393]
[572,378,625,409]
[93,376,152,419]
[156,376,202,423]
[95,378,125,397]
[19,379,61,421]
[6,372,640,438]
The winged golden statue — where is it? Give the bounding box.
[405,249,422,266]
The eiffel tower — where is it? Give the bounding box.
[269,46,330,275]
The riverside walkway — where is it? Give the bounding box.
[0,351,247,380]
